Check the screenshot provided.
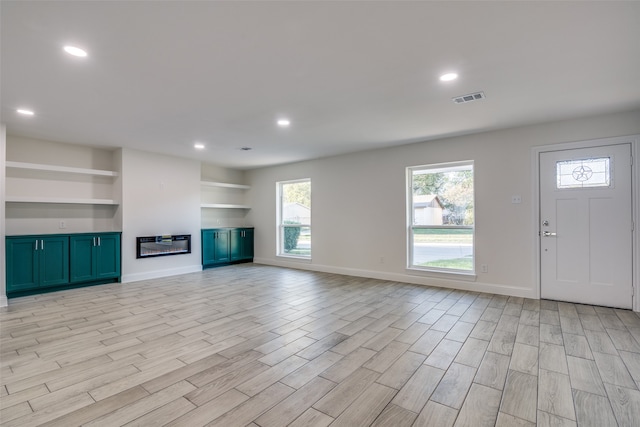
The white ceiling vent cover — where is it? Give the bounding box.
[452,91,486,104]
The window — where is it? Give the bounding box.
[556,157,610,189]
[277,179,311,258]
[408,162,474,273]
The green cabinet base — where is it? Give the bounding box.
[7,277,121,299]
[202,228,254,269]
[6,232,121,299]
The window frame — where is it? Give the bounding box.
[407,161,475,276]
[276,178,311,259]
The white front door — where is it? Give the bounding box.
[540,143,633,309]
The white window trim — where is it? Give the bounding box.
[406,161,475,276]
[276,178,311,259]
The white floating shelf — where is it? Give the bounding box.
[201,203,251,209]
[6,161,119,177]
[200,181,250,190]
[6,196,118,205]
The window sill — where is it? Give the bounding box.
[277,255,312,263]
[406,267,477,282]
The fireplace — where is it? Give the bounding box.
[136,234,191,259]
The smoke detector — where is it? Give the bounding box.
[452,91,485,104]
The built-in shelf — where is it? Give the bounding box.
[6,196,118,205]
[6,161,119,177]
[201,203,251,209]
[200,181,250,190]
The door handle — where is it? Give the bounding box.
[543,231,557,237]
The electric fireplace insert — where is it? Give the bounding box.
[136,234,191,258]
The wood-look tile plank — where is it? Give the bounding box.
[495,412,536,427]
[487,329,516,356]
[375,350,426,390]
[606,328,640,353]
[430,362,476,409]
[469,320,497,341]
[319,347,376,383]
[185,360,269,406]
[536,411,577,427]
[370,403,417,427]
[592,351,638,389]
[474,351,510,390]
[539,342,569,375]
[84,380,196,426]
[89,358,185,401]
[288,408,334,427]
[509,343,539,376]
[566,355,607,396]
[500,370,538,423]
[3,392,95,427]
[0,402,32,424]
[584,329,619,355]
[328,382,396,427]
[362,341,411,373]
[454,337,489,368]
[603,382,640,427]
[563,333,593,359]
[41,386,150,427]
[395,322,430,345]
[572,389,618,427]
[391,364,445,412]
[295,332,348,360]
[454,383,501,427]
[537,369,575,421]
[165,388,249,427]
[424,338,463,370]
[254,376,336,427]
[313,367,379,418]
[619,350,640,388]
[413,400,458,427]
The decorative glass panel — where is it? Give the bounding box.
[556,157,610,189]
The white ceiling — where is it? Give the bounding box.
[2,1,640,170]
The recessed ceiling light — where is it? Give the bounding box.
[17,108,35,116]
[277,119,290,127]
[194,143,205,150]
[439,73,458,82]
[64,45,88,57]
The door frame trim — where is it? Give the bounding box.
[531,134,640,312]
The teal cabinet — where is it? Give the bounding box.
[231,228,254,261]
[202,229,230,266]
[202,228,253,268]
[6,236,69,293]
[6,232,121,297]
[70,233,121,283]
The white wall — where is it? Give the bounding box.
[1,124,7,307]
[200,162,250,229]
[5,136,120,235]
[246,109,640,298]
[120,148,202,282]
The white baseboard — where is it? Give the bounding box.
[0,295,7,307]
[254,257,536,299]
[121,264,202,284]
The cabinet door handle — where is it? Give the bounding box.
[93,237,96,246]
[98,237,101,246]
[35,240,38,251]
[41,240,44,250]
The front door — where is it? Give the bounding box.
[540,143,633,308]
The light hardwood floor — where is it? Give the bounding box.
[1,264,639,426]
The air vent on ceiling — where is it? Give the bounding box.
[452,91,485,104]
